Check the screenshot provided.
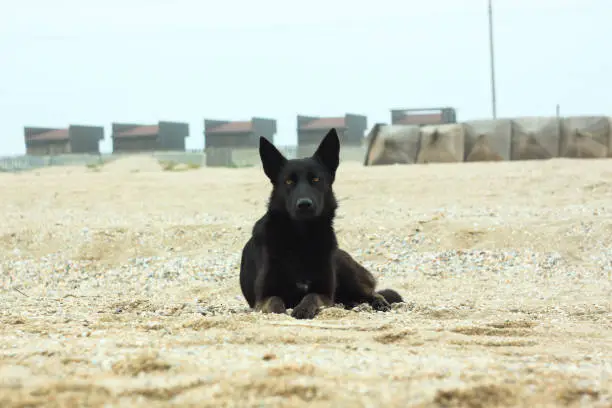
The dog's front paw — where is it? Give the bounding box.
[256,297,287,314]
[291,302,319,320]
[371,294,391,312]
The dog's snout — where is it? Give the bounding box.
[296,198,313,210]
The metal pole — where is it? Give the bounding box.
[488,0,497,119]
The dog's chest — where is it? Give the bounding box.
[265,224,335,294]
[295,279,311,293]
[275,250,323,291]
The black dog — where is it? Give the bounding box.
[239,128,404,319]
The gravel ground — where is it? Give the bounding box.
[1,156,611,407]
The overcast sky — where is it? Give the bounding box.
[0,0,609,156]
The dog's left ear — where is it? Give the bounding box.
[313,128,340,181]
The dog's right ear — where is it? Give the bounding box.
[259,136,287,183]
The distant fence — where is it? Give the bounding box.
[0,144,367,173]
[204,145,365,167]
[0,153,107,172]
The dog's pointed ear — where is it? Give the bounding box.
[313,128,340,180]
[259,136,287,183]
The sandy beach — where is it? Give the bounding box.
[1,156,610,407]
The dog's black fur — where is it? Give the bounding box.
[239,128,404,319]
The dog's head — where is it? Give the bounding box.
[259,128,340,221]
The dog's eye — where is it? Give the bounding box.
[285,179,294,185]
[312,177,320,183]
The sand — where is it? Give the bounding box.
[0,157,611,408]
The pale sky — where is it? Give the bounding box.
[1,0,609,156]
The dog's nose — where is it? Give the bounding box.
[296,198,313,210]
